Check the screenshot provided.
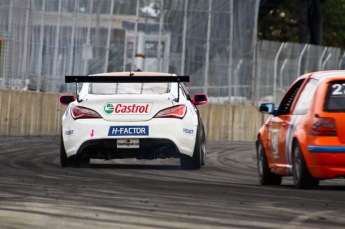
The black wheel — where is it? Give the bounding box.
[292,142,319,189]
[201,131,206,166]
[180,129,203,170]
[257,138,282,185]
[60,132,71,167]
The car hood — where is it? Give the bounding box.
[76,94,177,121]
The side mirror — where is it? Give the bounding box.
[192,94,208,105]
[59,94,75,106]
[259,103,274,114]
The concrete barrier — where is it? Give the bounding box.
[0,89,264,141]
[0,89,65,137]
[198,104,263,141]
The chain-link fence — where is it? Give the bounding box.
[255,40,344,105]
[0,0,343,105]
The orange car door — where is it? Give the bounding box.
[270,115,292,164]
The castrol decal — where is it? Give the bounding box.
[103,103,152,115]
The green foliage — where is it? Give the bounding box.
[258,0,299,42]
[322,0,345,48]
[258,0,345,49]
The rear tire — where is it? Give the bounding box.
[180,129,203,170]
[292,141,319,189]
[201,130,206,166]
[257,138,282,185]
[60,132,71,167]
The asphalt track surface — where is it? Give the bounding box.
[0,138,345,229]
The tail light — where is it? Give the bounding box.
[70,106,102,120]
[154,105,187,119]
[309,117,337,136]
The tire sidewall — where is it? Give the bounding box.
[192,129,202,169]
[201,130,206,166]
[292,143,302,188]
[257,140,267,185]
[292,142,319,189]
[60,128,70,167]
[257,138,282,185]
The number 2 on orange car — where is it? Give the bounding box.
[331,83,345,95]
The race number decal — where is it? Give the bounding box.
[272,129,279,159]
[331,83,345,95]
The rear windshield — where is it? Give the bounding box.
[90,83,171,95]
[324,80,345,112]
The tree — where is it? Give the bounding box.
[258,0,345,49]
[321,0,345,49]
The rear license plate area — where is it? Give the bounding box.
[117,139,139,148]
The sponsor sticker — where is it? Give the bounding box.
[117,139,139,148]
[65,130,74,135]
[104,103,114,114]
[183,128,194,135]
[108,126,149,136]
[103,103,152,115]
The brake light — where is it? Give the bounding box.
[70,106,102,120]
[154,105,187,119]
[309,117,337,136]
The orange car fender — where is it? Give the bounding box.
[257,116,273,164]
[291,126,308,164]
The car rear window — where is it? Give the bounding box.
[90,83,171,95]
[324,81,345,112]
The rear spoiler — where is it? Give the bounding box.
[65,75,190,83]
[64,75,190,103]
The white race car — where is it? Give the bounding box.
[59,72,208,169]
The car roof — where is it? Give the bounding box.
[299,70,345,81]
[91,72,174,77]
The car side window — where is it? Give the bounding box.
[276,79,305,115]
[293,79,318,115]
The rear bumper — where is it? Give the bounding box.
[76,138,181,159]
[62,118,197,158]
[308,166,345,179]
[306,145,345,178]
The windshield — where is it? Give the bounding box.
[89,83,171,95]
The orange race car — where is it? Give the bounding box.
[256,70,345,189]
